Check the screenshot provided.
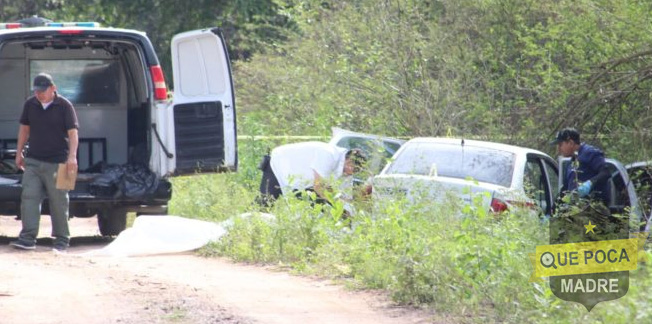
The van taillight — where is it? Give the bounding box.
[150,65,168,100]
[490,198,508,213]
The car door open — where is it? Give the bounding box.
[557,157,644,229]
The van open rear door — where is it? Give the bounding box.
[168,28,237,175]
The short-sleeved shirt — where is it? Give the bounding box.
[270,141,348,194]
[20,93,79,163]
[563,143,610,204]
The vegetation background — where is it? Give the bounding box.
[3,0,652,322]
[4,0,652,159]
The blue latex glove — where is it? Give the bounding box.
[578,180,592,197]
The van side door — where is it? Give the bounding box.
[168,28,237,175]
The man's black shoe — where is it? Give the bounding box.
[9,240,36,250]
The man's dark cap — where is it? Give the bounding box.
[551,128,580,145]
[32,73,54,92]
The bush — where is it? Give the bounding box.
[169,138,652,323]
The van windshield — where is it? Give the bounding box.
[385,142,516,187]
[30,59,120,105]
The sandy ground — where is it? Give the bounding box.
[0,216,437,324]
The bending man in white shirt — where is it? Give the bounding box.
[258,141,366,206]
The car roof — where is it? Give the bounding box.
[625,161,652,169]
[329,127,405,145]
[402,137,550,157]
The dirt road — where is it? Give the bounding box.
[0,216,435,324]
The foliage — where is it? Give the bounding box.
[4,1,652,157]
[172,161,652,322]
[7,0,652,320]
[0,0,296,79]
[236,0,652,160]
[164,134,652,322]
[169,136,326,221]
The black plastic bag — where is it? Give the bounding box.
[119,164,159,199]
[89,164,159,199]
[89,164,124,197]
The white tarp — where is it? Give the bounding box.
[79,213,276,257]
[80,215,227,257]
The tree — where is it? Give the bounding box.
[0,0,295,83]
[235,0,652,162]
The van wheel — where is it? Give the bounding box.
[97,209,127,236]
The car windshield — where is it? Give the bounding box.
[385,142,516,187]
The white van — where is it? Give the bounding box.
[0,17,237,235]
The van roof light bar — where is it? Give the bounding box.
[0,21,100,29]
[46,22,100,28]
[0,23,23,29]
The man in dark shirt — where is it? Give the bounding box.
[552,127,611,206]
[10,73,79,252]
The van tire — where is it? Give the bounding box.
[97,208,127,236]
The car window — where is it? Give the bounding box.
[336,137,374,154]
[524,157,555,215]
[524,159,545,208]
[336,136,402,175]
[385,143,515,187]
[543,160,559,199]
[607,163,631,209]
[382,141,402,159]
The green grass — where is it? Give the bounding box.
[165,140,652,323]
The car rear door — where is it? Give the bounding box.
[168,28,237,175]
[524,154,558,216]
[558,157,644,228]
[626,162,652,224]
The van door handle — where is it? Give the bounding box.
[151,123,174,159]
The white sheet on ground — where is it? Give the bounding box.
[80,215,227,257]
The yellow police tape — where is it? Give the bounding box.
[529,233,649,282]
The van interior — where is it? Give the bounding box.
[0,38,151,176]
